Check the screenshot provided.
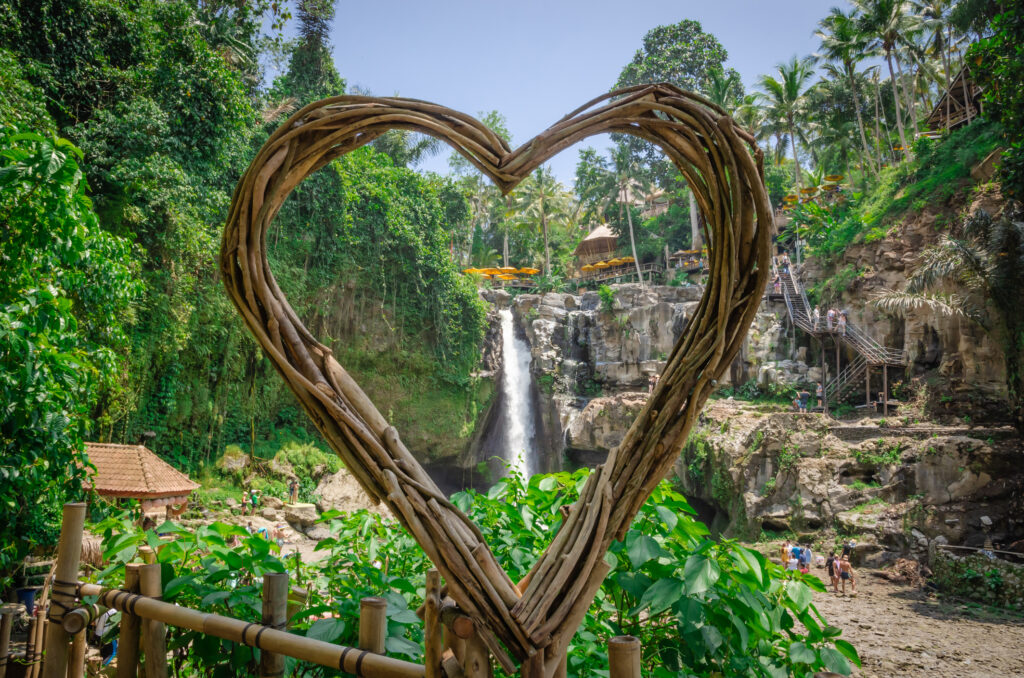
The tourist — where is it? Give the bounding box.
[246,521,254,535]
[825,552,840,593]
[837,311,847,336]
[288,478,299,504]
[798,388,810,413]
[249,488,260,514]
[780,541,790,565]
[780,253,790,273]
[826,308,835,331]
[842,540,855,558]
[800,545,813,569]
[648,373,659,393]
[816,382,824,410]
[812,306,821,331]
[839,555,856,594]
[92,607,118,665]
[786,554,799,571]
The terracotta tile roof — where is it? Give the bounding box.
[84,443,199,499]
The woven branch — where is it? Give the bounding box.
[221,84,772,676]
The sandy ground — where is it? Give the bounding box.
[813,570,1024,677]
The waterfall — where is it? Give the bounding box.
[499,308,536,479]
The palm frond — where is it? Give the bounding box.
[872,289,983,324]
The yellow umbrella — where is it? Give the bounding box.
[581,264,596,272]
[784,194,798,203]
[518,267,540,275]
[825,174,844,182]
[463,268,481,274]
[499,266,517,273]
[481,268,501,275]
[799,187,818,195]
[621,256,635,263]
[594,261,610,269]
[497,274,518,280]
[607,258,624,266]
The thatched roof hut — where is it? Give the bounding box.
[573,225,618,266]
[84,442,198,512]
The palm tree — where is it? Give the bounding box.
[854,0,922,160]
[610,146,649,287]
[514,166,572,277]
[874,208,1024,430]
[816,7,878,176]
[758,56,816,188]
[705,68,744,111]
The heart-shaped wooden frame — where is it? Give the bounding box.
[221,84,771,675]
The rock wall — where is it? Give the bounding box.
[676,401,1023,565]
[931,551,1024,610]
[803,188,1010,418]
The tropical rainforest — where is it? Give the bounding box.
[1,0,1022,675]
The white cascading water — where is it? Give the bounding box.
[499,308,535,479]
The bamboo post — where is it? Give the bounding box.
[462,635,491,678]
[139,565,167,678]
[138,548,155,566]
[260,573,288,678]
[25,613,37,678]
[0,603,18,678]
[67,632,85,678]
[424,571,442,678]
[42,503,86,678]
[865,365,871,407]
[31,607,47,678]
[358,598,386,654]
[286,587,308,629]
[118,565,142,678]
[608,636,641,678]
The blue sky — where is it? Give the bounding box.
[312,0,832,184]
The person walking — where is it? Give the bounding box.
[839,555,856,595]
[825,552,840,593]
[288,478,299,504]
[773,274,782,294]
[812,306,821,331]
[826,308,835,331]
[837,311,847,336]
[816,382,824,410]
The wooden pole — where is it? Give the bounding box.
[42,503,86,678]
[883,364,889,417]
[821,340,828,415]
[424,571,442,678]
[286,587,308,629]
[358,598,387,655]
[865,365,871,407]
[260,573,288,678]
[30,607,47,678]
[78,584,426,678]
[462,634,491,678]
[607,636,641,678]
[25,612,37,678]
[118,565,142,678]
[67,632,85,678]
[0,604,18,678]
[139,565,167,678]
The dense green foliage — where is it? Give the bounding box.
[88,472,859,677]
[784,121,1002,265]
[970,1,1024,201]
[0,130,138,586]
[0,0,488,583]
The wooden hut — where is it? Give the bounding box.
[573,225,618,268]
[926,65,983,131]
[84,442,198,514]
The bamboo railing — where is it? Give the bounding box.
[22,503,646,678]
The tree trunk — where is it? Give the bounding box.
[625,193,644,288]
[788,117,802,188]
[886,50,912,160]
[541,208,550,277]
[688,190,702,249]
[848,67,877,176]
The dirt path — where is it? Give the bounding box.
[813,570,1024,677]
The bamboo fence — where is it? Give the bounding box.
[219,84,771,676]
[24,504,648,678]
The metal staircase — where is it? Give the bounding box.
[771,261,906,407]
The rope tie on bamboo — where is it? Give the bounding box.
[48,579,81,617]
[337,647,372,677]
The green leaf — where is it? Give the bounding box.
[788,641,816,664]
[654,505,678,531]
[306,618,345,643]
[683,554,720,594]
[626,533,668,568]
[636,577,685,615]
[785,580,813,612]
[818,647,852,675]
[834,639,861,667]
